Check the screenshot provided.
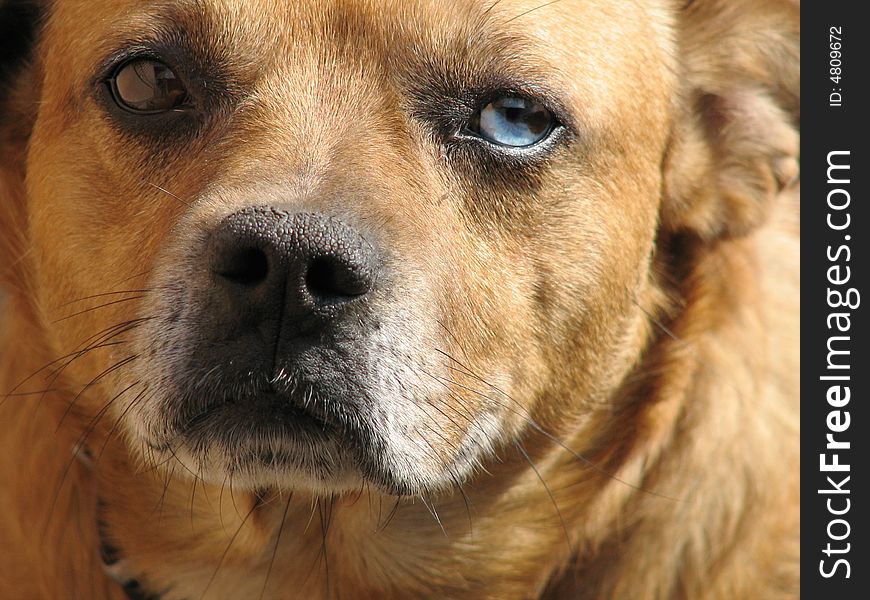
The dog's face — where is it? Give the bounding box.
[11,0,796,499]
[22,0,673,496]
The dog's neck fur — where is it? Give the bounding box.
[0,204,799,600]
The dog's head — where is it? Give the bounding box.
[1,0,798,497]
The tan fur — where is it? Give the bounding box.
[1,1,799,598]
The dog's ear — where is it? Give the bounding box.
[1,1,43,286]
[661,0,799,241]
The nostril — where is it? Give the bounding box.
[218,247,269,285]
[210,208,378,319]
[305,256,370,300]
[305,258,337,298]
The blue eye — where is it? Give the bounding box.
[467,96,554,147]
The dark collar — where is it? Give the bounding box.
[76,442,166,600]
[97,501,163,600]
[97,516,164,600]
[72,443,175,600]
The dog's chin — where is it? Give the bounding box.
[172,402,362,495]
[140,391,459,497]
[167,437,368,497]
[144,399,364,495]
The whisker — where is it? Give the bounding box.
[97,385,152,462]
[450,473,474,538]
[218,475,230,531]
[23,316,151,406]
[56,288,151,309]
[482,0,507,17]
[112,269,154,288]
[435,319,472,365]
[146,182,193,208]
[2,388,73,397]
[318,497,334,599]
[30,339,129,414]
[190,464,200,531]
[506,0,564,23]
[515,441,570,548]
[376,497,402,532]
[631,296,679,342]
[419,494,447,537]
[52,296,145,323]
[421,368,489,423]
[199,495,259,599]
[258,493,293,600]
[63,317,153,357]
[76,382,141,458]
[41,380,140,541]
[161,441,202,481]
[0,325,129,406]
[152,463,177,520]
[55,354,140,433]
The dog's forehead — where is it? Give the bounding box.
[70,0,660,43]
[46,0,674,105]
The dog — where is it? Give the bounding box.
[0,0,800,598]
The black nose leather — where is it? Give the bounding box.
[208,207,378,340]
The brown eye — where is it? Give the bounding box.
[109,59,188,114]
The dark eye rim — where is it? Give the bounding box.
[103,55,193,116]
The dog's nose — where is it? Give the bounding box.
[208,207,378,339]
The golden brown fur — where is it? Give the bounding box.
[1,0,799,598]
